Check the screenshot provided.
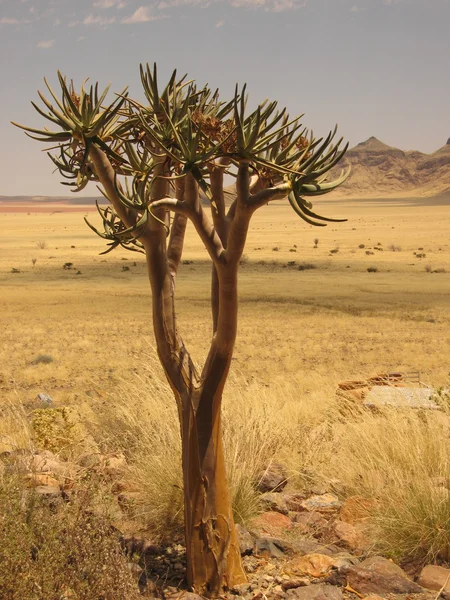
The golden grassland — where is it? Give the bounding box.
[2,196,450,571]
[1,197,450,409]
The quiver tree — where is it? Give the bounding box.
[13,65,349,597]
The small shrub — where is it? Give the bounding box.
[122,265,130,272]
[330,247,339,254]
[388,243,401,252]
[425,264,432,273]
[31,258,37,267]
[367,267,378,273]
[289,248,297,253]
[434,268,446,274]
[359,244,365,249]
[272,247,280,252]
[313,238,319,248]
[36,240,47,249]
[287,261,296,267]
[0,475,140,600]
[63,262,73,270]
[11,268,20,274]
[416,253,426,259]
[298,262,317,271]
[365,250,374,255]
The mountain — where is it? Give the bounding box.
[2,138,450,203]
[332,137,450,198]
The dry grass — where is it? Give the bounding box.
[90,362,335,539]
[0,472,140,600]
[2,199,450,568]
[323,389,450,562]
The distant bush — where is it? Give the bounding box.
[359,244,365,249]
[330,247,339,254]
[298,262,317,271]
[36,240,47,249]
[388,243,401,252]
[367,267,378,273]
[272,247,280,252]
[425,264,433,273]
[31,354,53,365]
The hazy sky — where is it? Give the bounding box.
[1,0,449,195]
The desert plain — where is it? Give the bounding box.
[1,195,450,410]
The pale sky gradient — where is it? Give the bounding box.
[1,0,449,195]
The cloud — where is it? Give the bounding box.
[37,39,54,48]
[93,0,126,7]
[83,14,116,25]
[122,6,160,23]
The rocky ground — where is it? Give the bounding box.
[3,448,450,600]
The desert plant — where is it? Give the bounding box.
[359,243,365,249]
[32,257,37,267]
[298,262,317,271]
[36,240,47,249]
[425,264,432,273]
[314,237,319,248]
[367,266,378,273]
[14,65,349,596]
[0,474,140,600]
[330,247,339,254]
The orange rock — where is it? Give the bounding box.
[417,565,450,592]
[286,553,336,578]
[250,511,293,537]
[333,520,369,552]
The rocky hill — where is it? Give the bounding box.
[332,136,450,198]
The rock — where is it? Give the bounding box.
[339,496,376,525]
[292,539,341,556]
[257,463,288,493]
[250,511,293,537]
[285,493,307,512]
[286,553,336,578]
[261,492,289,514]
[344,556,424,595]
[78,452,104,469]
[301,494,342,513]
[332,520,369,552]
[254,538,288,559]
[285,583,343,600]
[36,393,53,407]
[363,386,439,409]
[236,524,254,555]
[282,578,310,591]
[292,511,328,534]
[417,565,450,595]
[230,583,252,595]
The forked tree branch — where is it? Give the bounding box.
[167,178,188,281]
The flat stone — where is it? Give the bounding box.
[363,386,439,409]
[301,494,342,513]
[417,565,450,594]
[286,583,343,600]
[344,556,424,595]
[250,511,293,537]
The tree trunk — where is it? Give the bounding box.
[181,382,246,597]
